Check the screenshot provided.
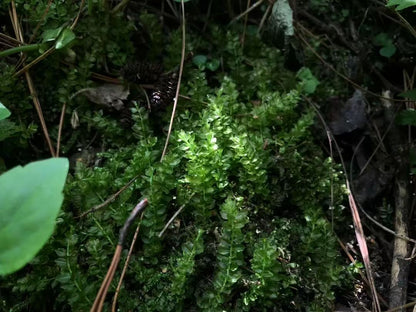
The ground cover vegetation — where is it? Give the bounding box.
[1,0,416,311]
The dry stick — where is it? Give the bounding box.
[90,199,148,312]
[111,212,144,312]
[228,0,264,25]
[337,237,389,308]
[29,0,54,44]
[385,300,416,312]
[258,1,273,33]
[56,102,66,157]
[158,204,186,238]
[160,0,186,162]
[241,0,251,48]
[307,97,382,312]
[70,0,85,30]
[14,46,55,77]
[79,175,139,218]
[10,3,56,157]
[111,0,131,14]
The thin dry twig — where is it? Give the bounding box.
[29,0,54,44]
[56,102,66,157]
[160,0,186,161]
[78,175,139,218]
[111,212,144,312]
[90,199,148,312]
[229,0,265,25]
[241,0,251,48]
[70,0,85,30]
[10,2,56,157]
[158,204,186,238]
[307,97,381,312]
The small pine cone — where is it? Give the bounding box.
[150,72,177,111]
[121,62,163,84]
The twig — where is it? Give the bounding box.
[10,2,56,157]
[160,0,186,161]
[56,102,66,157]
[306,97,381,312]
[90,199,148,312]
[29,0,54,44]
[112,212,144,312]
[337,237,388,307]
[241,0,251,48]
[158,204,186,237]
[70,0,85,30]
[229,0,264,25]
[258,1,273,33]
[384,300,416,312]
[78,175,139,218]
[111,0,131,14]
[14,46,55,77]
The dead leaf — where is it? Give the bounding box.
[76,84,129,111]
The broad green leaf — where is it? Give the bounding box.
[386,0,416,11]
[55,28,76,50]
[296,67,319,94]
[396,109,416,126]
[0,102,11,120]
[399,89,416,100]
[0,158,69,275]
[41,26,64,42]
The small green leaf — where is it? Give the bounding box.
[296,67,319,94]
[386,0,416,11]
[55,28,76,50]
[0,102,11,120]
[373,33,391,46]
[399,89,416,100]
[206,59,220,71]
[379,44,396,58]
[0,158,69,275]
[42,27,64,42]
[193,55,207,68]
[396,109,416,126]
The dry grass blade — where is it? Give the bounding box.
[160,0,186,161]
[90,199,148,312]
[78,175,139,218]
[307,97,381,311]
[347,183,381,312]
[56,102,66,157]
[111,213,144,312]
[10,2,56,157]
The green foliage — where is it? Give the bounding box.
[199,198,248,309]
[373,33,396,58]
[297,67,320,94]
[386,0,416,11]
[0,103,10,120]
[0,158,68,275]
[0,6,352,312]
